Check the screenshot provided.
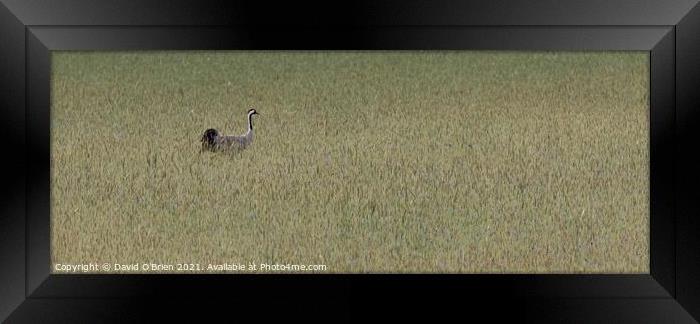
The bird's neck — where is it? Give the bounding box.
[247,113,254,132]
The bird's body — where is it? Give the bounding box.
[201,109,258,152]
[218,130,254,149]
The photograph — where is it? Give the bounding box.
[5,0,700,322]
[50,51,649,274]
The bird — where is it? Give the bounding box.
[201,108,259,152]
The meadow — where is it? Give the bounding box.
[51,51,649,273]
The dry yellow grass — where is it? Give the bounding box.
[50,51,649,273]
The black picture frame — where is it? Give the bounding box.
[1,1,699,322]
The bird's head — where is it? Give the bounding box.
[248,108,259,117]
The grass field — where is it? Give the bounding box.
[51,51,649,273]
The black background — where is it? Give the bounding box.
[1,1,699,322]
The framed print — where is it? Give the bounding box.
[1,0,700,322]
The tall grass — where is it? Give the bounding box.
[51,51,649,273]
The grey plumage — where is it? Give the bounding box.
[217,131,254,149]
[201,109,259,152]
